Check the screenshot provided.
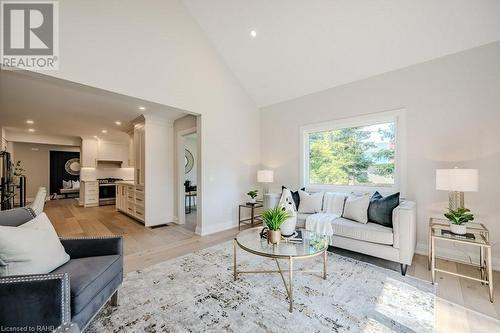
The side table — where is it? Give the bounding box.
[428,217,493,302]
[238,203,263,230]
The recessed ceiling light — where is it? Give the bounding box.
[93,135,98,139]
[115,121,122,126]
[139,106,146,111]
[26,120,34,124]
[101,129,108,134]
[28,128,35,132]
[250,30,257,38]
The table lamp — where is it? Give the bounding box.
[436,168,478,209]
[257,170,274,194]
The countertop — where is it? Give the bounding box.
[114,180,135,185]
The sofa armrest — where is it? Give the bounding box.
[0,207,36,227]
[0,273,71,333]
[59,236,123,259]
[392,200,417,265]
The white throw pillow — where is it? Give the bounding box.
[342,194,370,224]
[72,180,80,189]
[323,192,347,215]
[62,180,72,189]
[279,188,297,213]
[0,213,70,276]
[298,190,324,213]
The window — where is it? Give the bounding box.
[302,111,404,189]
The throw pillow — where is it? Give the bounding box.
[62,180,72,189]
[0,213,70,276]
[368,191,400,227]
[342,194,370,223]
[282,186,305,210]
[297,190,324,213]
[72,180,80,189]
[279,188,297,213]
[323,192,347,215]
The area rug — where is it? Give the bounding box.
[88,242,435,332]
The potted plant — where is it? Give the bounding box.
[12,160,25,185]
[247,190,258,204]
[262,207,290,244]
[444,207,474,235]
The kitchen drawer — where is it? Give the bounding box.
[86,197,98,204]
[134,206,145,220]
[85,188,98,195]
[127,185,135,191]
[134,186,144,193]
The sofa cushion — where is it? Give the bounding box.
[332,217,393,245]
[298,190,323,213]
[368,191,400,227]
[51,254,121,315]
[342,195,370,224]
[0,213,69,276]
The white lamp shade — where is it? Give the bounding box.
[436,169,478,192]
[257,170,274,183]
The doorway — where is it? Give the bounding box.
[176,126,199,232]
[49,150,80,199]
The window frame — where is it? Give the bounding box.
[300,109,406,194]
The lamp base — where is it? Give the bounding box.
[448,191,464,210]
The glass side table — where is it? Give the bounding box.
[238,202,263,230]
[428,217,493,302]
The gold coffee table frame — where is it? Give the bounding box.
[233,228,328,313]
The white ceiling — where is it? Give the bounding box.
[0,70,189,143]
[183,0,500,107]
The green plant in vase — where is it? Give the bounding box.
[444,207,474,235]
[247,190,258,204]
[262,207,290,244]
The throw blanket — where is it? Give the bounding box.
[305,213,339,236]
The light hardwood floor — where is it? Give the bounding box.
[45,199,500,332]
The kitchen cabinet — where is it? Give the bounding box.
[116,182,144,223]
[81,139,98,167]
[133,123,145,185]
[81,181,99,207]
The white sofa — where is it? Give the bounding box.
[297,199,417,275]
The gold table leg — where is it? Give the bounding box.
[487,246,494,302]
[323,250,327,280]
[233,240,237,281]
[431,236,436,284]
[289,256,293,313]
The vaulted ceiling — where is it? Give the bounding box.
[183,0,500,107]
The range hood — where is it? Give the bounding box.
[96,160,123,167]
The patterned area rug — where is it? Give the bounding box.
[88,242,435,332]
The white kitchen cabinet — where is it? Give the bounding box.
[133,124,145,185]
[116,182,144,223]
[81,139,98,167]
[81,181,99,207]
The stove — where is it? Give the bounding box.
[97,178,123,205]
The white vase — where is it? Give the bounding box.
[249,198,256,204]
[450,223,466,235]
[280,216,297,237]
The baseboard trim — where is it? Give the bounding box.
[415,242,500,271]
[200,220,239,236]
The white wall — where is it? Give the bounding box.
[261,42,500,267]
[42,0,260,235]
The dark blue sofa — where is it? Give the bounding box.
[0,208,123,332]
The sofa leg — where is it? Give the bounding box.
[400,264,408,276]
[110,290,119,306]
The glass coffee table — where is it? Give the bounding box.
[233,227,329,312]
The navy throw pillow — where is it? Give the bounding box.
[281,186,305,210]
[368,191,400,227]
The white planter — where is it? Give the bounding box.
[450,223,466,235]
[280,216,297,237]
[249,198,256,204]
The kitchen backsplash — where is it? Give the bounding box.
[80,167,134,181]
